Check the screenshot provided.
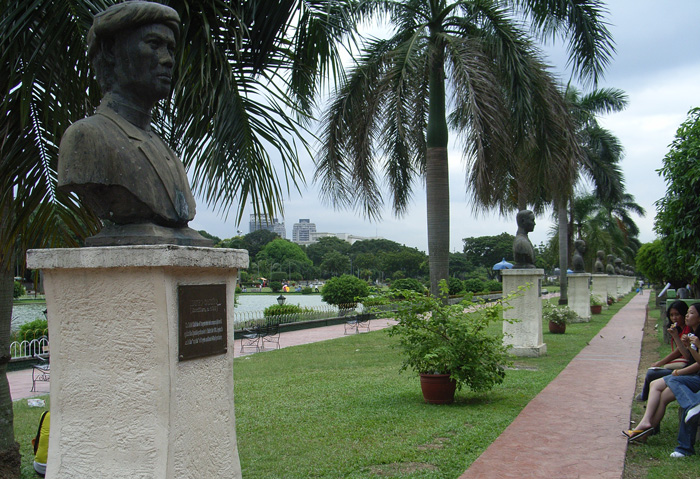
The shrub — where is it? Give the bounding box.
[13,280,25,299]
[17,318,48,341]
[542,302,578,325]
[321,275,370,306]
[386,281,513,392]
[483,279,502,292]
[235,285,242,294]
[390,278,425,294]
[301,287,313,295]
[263,303,308,318]
[269,281,282,292]
[463,278,485,293]
[447,277,463,295]
[270,272,285,281]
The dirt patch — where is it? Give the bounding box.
[369,462,438,476]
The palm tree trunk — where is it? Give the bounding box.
[426,38,449,298]
[558,199,568,305]
[0,198,20,478]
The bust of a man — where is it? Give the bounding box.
[594,250,605,273]
[606,254,615,275]
[572,239,586,272]
[614,257,623,275]
[512,210,536,269]
[58,1,211,246]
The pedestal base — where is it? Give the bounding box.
[27,245,248,479]
[569,273,591,322]
[502,269,546,358]
[591,274,609,309]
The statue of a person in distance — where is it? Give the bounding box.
[572,239,586,273]
[594,250,605,273]
[606,254,615,275]
[614,257,622,275]
[512,210,536,269]
[58,1,212,246]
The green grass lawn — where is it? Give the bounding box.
[13,293,633,478]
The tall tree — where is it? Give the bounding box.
[555,86,627,303]
[0,0,350,472]
[315,0,614,296]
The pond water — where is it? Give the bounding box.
[11,294,330,330]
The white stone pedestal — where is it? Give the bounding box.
[606,275,618,301]
[27,245,248,479]
[591,274,609,309]
[616,275,625,298]
[501,269,546,357]
[568,273,591,322]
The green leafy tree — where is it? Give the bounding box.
[380,248,427,279]
[448,252,473,280]
[390,278,426,294]
[256,239,312,269]
[316,0,613,296]
[320,251,351,277]
[305,236,351,266]
[462,233,514,271]
[655,108,700,292]
[635,240,672,287]
[321,274,370,306]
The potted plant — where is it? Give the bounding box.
[384,281,512,404]
[607,295,615,306]
[590,295,604,314]
[543,302,578,334]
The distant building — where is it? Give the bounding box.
[292,219,316,243]
[304,232,381,245]
[249,214,286,238]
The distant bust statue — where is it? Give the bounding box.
[606,254,615,275]
[594,250,605,273]
[512,210,536,268]
[58,1,211,246]
[614,257,622,275]
[572,239,586,273]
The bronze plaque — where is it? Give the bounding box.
[178,284,227,361]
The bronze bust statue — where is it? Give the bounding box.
[594,250,605,273]
[513,210,536,269]
[572,239,586,273]
[58,1,211,246]
[606,254,615,275]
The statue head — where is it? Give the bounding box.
[574,239,586,255]
[88,1,180,100]
[597,250,604,260]
[516,210,536,234]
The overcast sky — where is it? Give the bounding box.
[190,0,700,254]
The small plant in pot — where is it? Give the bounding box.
[607,295,615,306]
[384,281,513,404]
[590,295,604,314]
[543,302,578,334]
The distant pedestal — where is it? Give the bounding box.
[27,245,248,479]
[616,275,625,298]
[591,274,609,309]
[502,269,546,357]
[607,275,618,301]
[568,273,591,322]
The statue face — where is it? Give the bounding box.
[112,24,176,105]
[523,212,535,233]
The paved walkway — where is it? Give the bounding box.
[9,296,646,479]
[459,293,646,479]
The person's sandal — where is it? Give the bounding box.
[622,428,654,443]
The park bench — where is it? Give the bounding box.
[344,313,370,335]
[240,320,281,353]
[31,353,50,393]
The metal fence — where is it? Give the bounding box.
[10,335,49,360]
[234,303,362,330]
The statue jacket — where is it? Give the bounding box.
[58,103,196,227]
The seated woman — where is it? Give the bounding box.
[636,301,691,401]
[623,303,700,457]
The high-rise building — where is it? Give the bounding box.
[249,214,286,238]
[292,219,316,243]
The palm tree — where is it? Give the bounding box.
[0,1,349,472]
[556,86,628,304]
[315,0,614,296]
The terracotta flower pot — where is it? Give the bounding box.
[590,304,603,314]
[419,373,456,404]
[548,320,566,334]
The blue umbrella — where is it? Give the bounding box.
[493,258,514,270]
